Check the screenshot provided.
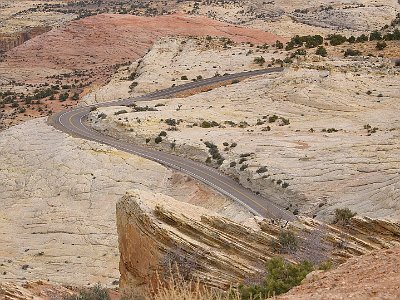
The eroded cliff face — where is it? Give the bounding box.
[116,190,400,291]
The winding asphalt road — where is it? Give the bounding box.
[49,67,296,221]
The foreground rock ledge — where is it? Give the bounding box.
[116,190,400,291]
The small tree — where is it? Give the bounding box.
[239,258,313,299]
[369,31,382,41]
[275,40,284,49]
[316,46,327,57]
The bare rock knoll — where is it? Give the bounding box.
[116,190,400,291]
[278,247,400,300]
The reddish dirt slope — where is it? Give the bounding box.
[5,13,283,72]
[279,247,400,300]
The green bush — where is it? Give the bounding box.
[369,31,382,41]
[254,56,266,66]
[347,36,356,43]
[72,92,80,100]
[275,40,284,49]
[59,93,69,102]
[155,136,162,144]
[64,284,110,300]
[328,34,347,46]
[316,46,327,57]
[356,34,369,43]
[278,230,298,254]
[333,208,356,225]
[239,258,313,299]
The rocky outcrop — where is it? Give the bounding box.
[0,26,51,52]
[116,190,400,291]
[0,281,74,300]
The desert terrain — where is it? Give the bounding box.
[0,0,400,299]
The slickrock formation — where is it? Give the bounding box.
[116,190,400,290]
[1,13,283,83]
[90,52,400,221]
[0,118,249,286]
[278,247,400,300]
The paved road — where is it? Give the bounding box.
[49,67,296,221]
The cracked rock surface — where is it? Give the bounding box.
[0,118,250,286]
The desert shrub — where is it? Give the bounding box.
[333,208,356,225]
[282,182,289,188]
[238,158,247,164]
[285,42,295,51]
[268,115,278,123]
[275,40,284,49]
[230,161,237,168]
[33,88,54,100]
[356,34,368,43]
[278,230,298,254]
[181,76,188,80]
[59,93,69,102]
[256,166,268,174]
[239,258,313,299]
[254,56,266,65]
[149,271,241,300]
[293,49,307,56]
[165,118,177,126]
[315,46,327,57]
[222,142,229,147]
[344,49,362,57]
[155,136,163,144]
[319,261,333,271]
[159,131,167,137]
[98,113,107,119]
[200,121,219,128]
[204,141,217,149]
[230,142,237,148]
[72,92,80,100]
[129,82,138,89]
[376,41,387,50]
[347,36,356,43]
[328,34,347,46]
[283,57,293,64]
[114,110,128,115]
[289,35,323,48]
[239,164,248,171]
[64,284,110,300]
[369,31,382,41]
[128,72,137,80]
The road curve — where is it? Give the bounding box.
[49,67,296,221]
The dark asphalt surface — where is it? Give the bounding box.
[49,67,296,221]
